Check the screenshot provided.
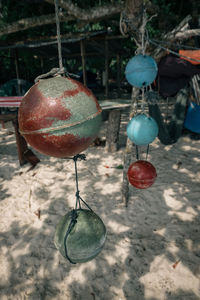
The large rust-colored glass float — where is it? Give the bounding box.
[18,76,102,158]
[127,160,157,189]
[54,209,106,263]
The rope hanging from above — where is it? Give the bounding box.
[62,154,93,264]
[73,154,92,211]
[54,154,107,264]
[34,0,66,83]
[54,0,64,72]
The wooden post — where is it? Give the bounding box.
[106,109,121,152]
[12,117,40,167]
[40,56,44,73]
[80,40,87,86]
[105,39,109,98]
[12,117,29,166]
[14,49,21,95]
[122,87,139,206]
[117,54,121,98]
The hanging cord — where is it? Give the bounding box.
[135,145,139,160]
[134,9,150,55]
[165,97,169,122]
[146,144,149,160]
[54,0,64,71]
[133,9,150,162]
[63,154,92,264]
[141,13,145,56]
[142,91,150,160]
[34,0,66,83]
[63,209,77,264]
[141,87,146,112]
[73,154,93,211]
[135,144,149,161]
[148,38,200,64]
[150,38,200,51]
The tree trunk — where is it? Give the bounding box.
[122,87,139,206]
[106,109,121,152]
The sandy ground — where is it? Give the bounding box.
[0,114,200,300]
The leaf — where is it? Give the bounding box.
[172,259,181,269]
[116,164,123,169]
[34,209,41,219]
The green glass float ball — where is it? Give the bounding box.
[54,209,106,263]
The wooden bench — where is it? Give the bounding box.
[0,97,131,166]
[0,97,40,167]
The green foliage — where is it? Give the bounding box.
[0,0,195,84]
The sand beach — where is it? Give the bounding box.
[0,116,200,300]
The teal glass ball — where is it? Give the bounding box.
[127,114,158,146]
[54,209,106,263]
[125,55,158,88]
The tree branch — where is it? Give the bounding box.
[45,0,124,21]
[167,29,200,41]
[152,15,200,60]
[0,0,124,37]
[0,13,75,37]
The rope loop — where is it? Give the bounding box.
[63,209,78,264]
[34,67,66,83]
[54,0,63,70]
[73,154,86,163]
[63,153,93,264]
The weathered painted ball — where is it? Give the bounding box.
[18,76,102,157]
[54,209,106,263]
[127,113,158,146]
[125,54,158,88]
[127,160,157,189]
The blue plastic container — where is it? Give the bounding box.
[127,114,158,145]
[125,55,158,88]
[184,102,200,133]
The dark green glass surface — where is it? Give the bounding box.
[54,209,106,263]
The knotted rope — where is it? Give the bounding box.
[34,0,66,83]
[63,154,93,264]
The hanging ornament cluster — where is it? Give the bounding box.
[125,53,158,189]
[18,76,102,158]
[126,113,158,189]
[20,0,106,264]
[127,160,157,189]
[127,113,158,146]
[126,112,158,189]
[54,155,106,264]
[125,54,158,88]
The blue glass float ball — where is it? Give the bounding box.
[184,102,200,134]
[127,114,158,145]
[125,55,158,88]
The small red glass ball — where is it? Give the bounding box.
[127,160,157,189]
